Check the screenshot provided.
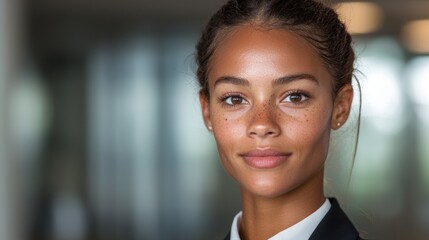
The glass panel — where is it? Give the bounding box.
[406,57,429,235]
[87,36,160,239]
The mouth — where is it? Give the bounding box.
[239,149,291,169]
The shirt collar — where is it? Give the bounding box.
[230,198,331,240]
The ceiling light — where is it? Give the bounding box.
[402,20,429,54]
[335,2,383,35]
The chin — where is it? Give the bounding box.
[241,176,295,199]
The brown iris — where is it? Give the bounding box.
[231,96,244,105]
[289,93,303,103]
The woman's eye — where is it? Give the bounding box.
[224,95,248,106]
[283,92,309,103]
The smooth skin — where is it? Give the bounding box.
[200,25,353,240]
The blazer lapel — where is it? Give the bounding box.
[308,198,359,240]
[224,231,230,240]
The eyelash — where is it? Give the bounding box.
[218,92,248,107]
[281,90,311,105]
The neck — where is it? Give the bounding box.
[238,171,325,240]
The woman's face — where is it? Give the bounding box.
[200,25,352,198]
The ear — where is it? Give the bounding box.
[199,91,213,132]
[331,84,354,130]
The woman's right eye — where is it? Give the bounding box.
[223,95,248,106]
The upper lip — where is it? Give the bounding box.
[240,149,291,157]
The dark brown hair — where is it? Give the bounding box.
[195,0,355,98]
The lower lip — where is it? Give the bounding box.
[242,155,289,169]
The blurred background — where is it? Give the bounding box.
[0,0,428,239]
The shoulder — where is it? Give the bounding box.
[309,198,363,240]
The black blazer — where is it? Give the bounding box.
[224,198,362,240]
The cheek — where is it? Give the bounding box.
[282,104,332,148]
[210,110,244,151]
[210,112,247,178]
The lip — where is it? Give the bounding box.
[240,149,291,169]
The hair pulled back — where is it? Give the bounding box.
[196,0,355,98]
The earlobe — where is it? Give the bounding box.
[331,84,353,130]
[199,91,213,131]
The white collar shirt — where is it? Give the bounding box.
[229,198,331,240]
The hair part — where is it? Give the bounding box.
[196,0,355,99]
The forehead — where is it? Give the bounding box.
[208,25,332,87]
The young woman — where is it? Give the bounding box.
[196,0,363,239]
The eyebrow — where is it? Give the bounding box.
[272,73,319,87]
[213,73,319,88]
[214,76,250,88]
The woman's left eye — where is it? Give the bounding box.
[282,92,309,104]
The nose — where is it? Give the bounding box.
[247,103,281,138]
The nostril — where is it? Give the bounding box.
[249,131,258,136]
[248,129,278,137]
